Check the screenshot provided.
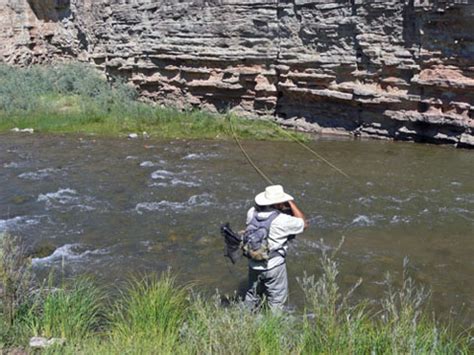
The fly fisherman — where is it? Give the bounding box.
[244,185,308,311]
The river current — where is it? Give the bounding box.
[0,133,473,323]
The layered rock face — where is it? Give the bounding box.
[0,0,77,64]
[1,0,473,147]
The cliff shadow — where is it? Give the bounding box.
[26,0,71,22]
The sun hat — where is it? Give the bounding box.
[255,185,294,206]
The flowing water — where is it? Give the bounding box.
[1,133,473,323]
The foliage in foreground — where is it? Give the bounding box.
[0,63,298,141]
[0,233,471,354]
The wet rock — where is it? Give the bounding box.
[28,242,57,259]
[3,348,27,355]
[10,195,30,205]
[10,128,34,133]
[458,133,474,149]
[29,337,66,349]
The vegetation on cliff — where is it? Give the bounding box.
[0,64,298,141]
[0,234,471,354]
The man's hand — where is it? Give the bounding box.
[288,200,309,229]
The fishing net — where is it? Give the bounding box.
[220,223,242,264]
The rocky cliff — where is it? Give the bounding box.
[1,0,473,147]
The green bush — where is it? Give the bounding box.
[0,63,136,114]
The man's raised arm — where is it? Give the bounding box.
[288,200,308,229]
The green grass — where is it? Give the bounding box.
[0,63,303,141]
[23,278,104,341]
[108,274,188,353]
[0,234,471,354]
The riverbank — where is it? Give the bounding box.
[0,64,302,141]
[0,234,471,354]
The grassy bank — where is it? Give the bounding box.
[0,234,471,354]
[0,64,296,140]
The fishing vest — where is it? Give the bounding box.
[242,210,284,261]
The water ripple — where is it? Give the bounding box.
[32,244,109,266]
[0,216,42,233]
[37,188,107,212]
[19,168,63,181]
[135,193,215,214]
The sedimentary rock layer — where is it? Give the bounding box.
[1,0,473,147]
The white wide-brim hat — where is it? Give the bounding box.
[255,185,294,206]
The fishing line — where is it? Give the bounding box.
[228,115,350,184]
[270,120,351,179]
[228,114,361,235]
[228,115,274,185]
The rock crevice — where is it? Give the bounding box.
[1,0,473,146]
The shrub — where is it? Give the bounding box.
[0,63,137,115]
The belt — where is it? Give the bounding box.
[268,248,286,259]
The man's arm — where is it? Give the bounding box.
[288,200,309,229]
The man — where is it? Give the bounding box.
[244,185,308,311]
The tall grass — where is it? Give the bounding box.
[0,63,299,140]
[0,235,471,353]
[295,243,470,354]
[23,278,104,341]
[108,274,188,353]
[0,234,32,327]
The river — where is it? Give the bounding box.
[1,133,473,323]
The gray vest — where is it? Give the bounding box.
[243,211,285,261]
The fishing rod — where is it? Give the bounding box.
[225,115,353,267]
